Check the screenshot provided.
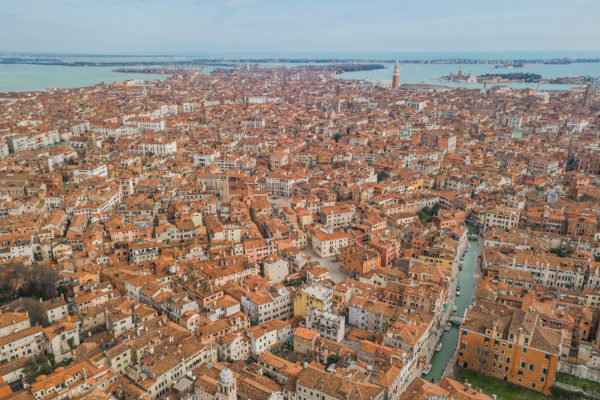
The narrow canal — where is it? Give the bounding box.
[423,237,479,382]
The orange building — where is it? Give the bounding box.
[458,301,564,395]
[368,236,400,267]
[566,213,596,239]
[340,243,381,275]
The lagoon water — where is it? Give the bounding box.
[0,64,168,93]
[1,52,600,93]
[339,61,600,90]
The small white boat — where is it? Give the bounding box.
[436,343,443,352]
[422,364,432,375]
[453,305,458,312]
[456,290,461,297]
[445,323,451,332]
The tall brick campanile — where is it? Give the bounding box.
[392,60,400,89]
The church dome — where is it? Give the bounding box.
[220,368,234,381]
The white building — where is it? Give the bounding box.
[306,308,345,342]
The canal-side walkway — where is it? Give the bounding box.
[423,237,481,382]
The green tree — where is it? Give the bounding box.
[22,355,54,383]
[377,171,389,182]
[35,354,48,365]
[550,243,575,258]
[22,359,39,384]
[326,354,341,367]
[417,203,441,223]
[39,363,53,375]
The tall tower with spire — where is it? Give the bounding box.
[392,60,400,89]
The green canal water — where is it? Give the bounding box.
[424,238,479,382]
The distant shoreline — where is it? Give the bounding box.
[112,64,386,75]
[3,57,600,67]
[440,72,594,85]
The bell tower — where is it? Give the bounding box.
[392,60,400,89]
[216,368,237,400]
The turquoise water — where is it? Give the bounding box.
[424,238,478,383]
[0,64,169,92]
[1,52,600,92]
[339,62,600,90]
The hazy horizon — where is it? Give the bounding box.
[2,0,600,54]
[3,50,600,59]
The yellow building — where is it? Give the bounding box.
[293,284,333,318]
[295,208,313,229]
[418,249,454,270]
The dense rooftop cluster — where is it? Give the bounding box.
[0,66,598,399]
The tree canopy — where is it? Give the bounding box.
[0,263,60,303]
[417,203,441,223]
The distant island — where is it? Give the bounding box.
[113,64,385,75]
[478,73,542,83]
[441,71,594,85]
[490,63,531,69]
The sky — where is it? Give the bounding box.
[2,0,600,55]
